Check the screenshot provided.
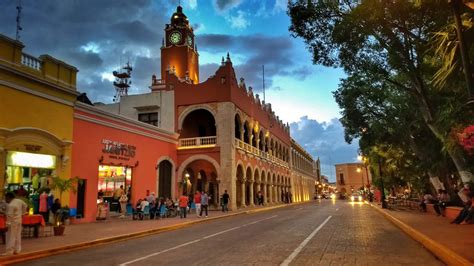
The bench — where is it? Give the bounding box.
[426,203,463,220]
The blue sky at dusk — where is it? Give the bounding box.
[0,0,359,180]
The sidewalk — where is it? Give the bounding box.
[370,202,474,265]
[0,203,293,264]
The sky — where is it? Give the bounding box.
[0,0,360,181]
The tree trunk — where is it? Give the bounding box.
[412,87,473,183]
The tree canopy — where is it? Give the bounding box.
[288,0,474,192]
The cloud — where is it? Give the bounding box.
[213,0,243,12]
[290,116,359,182]
[0,0,169,103]
[197,33,302,92]
[188,0,198,9]
[226,10,250,29]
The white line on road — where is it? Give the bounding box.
[336,208,339,211]
[295,207,303,211]
[280,216,332,266]
[119,214,278,266]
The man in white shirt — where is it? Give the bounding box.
[4,192,27,255]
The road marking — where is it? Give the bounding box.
[280,216,332,266]
[295,207,303,211]
[119,215,278,265]
[119,239,201,266]
[336,208,339,211]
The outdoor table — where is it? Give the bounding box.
[0,214,45,240]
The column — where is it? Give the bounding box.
[263,183,267,205]
[241,181,246,207]
[249,181,254,206]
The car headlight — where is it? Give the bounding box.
[351,196,355,201]
[358,197,363,201]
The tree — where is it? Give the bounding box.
[288,0,473,182]
[50,176,80,204]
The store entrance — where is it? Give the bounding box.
[98,165,132,213]
[5,151,56,194]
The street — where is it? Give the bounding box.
[19,201,442,266]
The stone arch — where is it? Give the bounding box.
[234,113,242,140]
[258,130,265,151]
[0,127,71,156]
[178,104,216,131]
[243,121,250,144]
[156,156,176,199]
[177,155,221,186]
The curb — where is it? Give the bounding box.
[367,202,473,266]
[0,202,304,265]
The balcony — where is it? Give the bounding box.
[21,53,42,71]
[178,136,217,150]
[234,138,289,168]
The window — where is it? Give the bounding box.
[138,112,158,126]
[339,173,345,185]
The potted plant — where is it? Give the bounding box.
[50,176,80,236]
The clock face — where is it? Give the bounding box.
[169,31,182,44]
[187,36,193,47]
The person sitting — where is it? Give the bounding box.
[452,186,474,224]
[463,194,474,224]
[434,189,450,216]
[420,192,433,212]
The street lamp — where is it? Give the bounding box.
[357,167,364,194]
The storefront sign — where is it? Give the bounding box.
[102,139,136,160]
[7,151,56,169]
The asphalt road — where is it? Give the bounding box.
[18,200,443,266]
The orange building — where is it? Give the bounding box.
[148,6,319,209]
[70,102,178,222]
[335,163,371,196]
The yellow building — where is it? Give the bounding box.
[0,34,78,204]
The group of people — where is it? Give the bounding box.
[178,190,210,218]
[133,191,177,219]
[420,185,474,224]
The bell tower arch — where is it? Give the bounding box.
[161,5,199,84]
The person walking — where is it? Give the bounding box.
[179,193,189,218]
[194,191,202,217]
[222,190,230,212]
[200,191,209,217]
[113,185,125,213]
[4,192,27,255]
[119,193,128,218]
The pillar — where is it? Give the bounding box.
[241,181,246,207]
[249,181,254,207]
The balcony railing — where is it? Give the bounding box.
[234,138,289,168]
[21,53,42,71]
[178,136,217,150]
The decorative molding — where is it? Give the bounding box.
[75,102,178,138]
[0,62,79,97]
[74,113,178,145]
[0,80,74,107]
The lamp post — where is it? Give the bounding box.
[356,167,364,195]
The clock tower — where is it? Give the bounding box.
[161,5,199,84]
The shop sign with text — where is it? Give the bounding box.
[102,139,136,160]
